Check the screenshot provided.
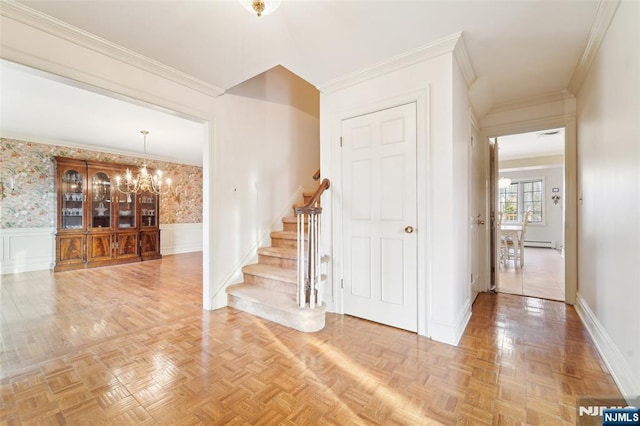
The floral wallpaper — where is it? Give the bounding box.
[1,138,202,228]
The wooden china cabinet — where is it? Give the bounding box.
[53,156,162,272]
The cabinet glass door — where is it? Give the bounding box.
[61,169,84,230]
[140,192,157,228]
[117,193,136,229]
[90,172,111,229]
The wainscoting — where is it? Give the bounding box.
[0,223,202,275]
[0,228,55,275]
[159,223,203,255]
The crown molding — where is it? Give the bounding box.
[453,33,476,88]
[567,0,621,95]
[0,0,225,98]
[489,90,575,115]
[317,32,465,94]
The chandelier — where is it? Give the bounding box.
[115,130,171,197]
[240,0,281,17]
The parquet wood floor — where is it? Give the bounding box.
[1,252,621,425]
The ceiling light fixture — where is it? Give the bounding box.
[115,130,171,197]
[498,177,512,188]
[241,0,281,17]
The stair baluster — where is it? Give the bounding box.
[295,178,330,309]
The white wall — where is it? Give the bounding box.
[575,0,640,397]
[0,9,319,309]
[319,34,473,345]
[499,165,564,249]
[208,93,319,306]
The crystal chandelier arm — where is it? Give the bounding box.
[115,130,172,196]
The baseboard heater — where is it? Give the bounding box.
[524,240,554,248]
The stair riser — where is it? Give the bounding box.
[227,293,325,333]
[282,222,308,233]
[258,254,298,270]
[271,237,301,249]
[244,273,297,294]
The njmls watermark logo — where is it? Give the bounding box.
[577,396,640,426]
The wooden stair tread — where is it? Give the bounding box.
[282,216,307,224]
[257,246,298,260]
[243,263,297,283]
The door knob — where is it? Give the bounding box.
[404,226,414,234]
[477,219,485,225]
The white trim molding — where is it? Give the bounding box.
[568,0,621,95]
[318,32,470,94]
[160,223,204,255]
[481,113,578,305]
[0,227,55,275]
[489,90,575,116]
[429,299,472,346]
[575,293,640,399]
[0,0,224,98]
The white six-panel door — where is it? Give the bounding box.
[341,102,418,332]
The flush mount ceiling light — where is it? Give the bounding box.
[241,0,281,17]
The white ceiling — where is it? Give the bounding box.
[498,128,565,161]
[1,0,600,164]
[1,60,205,165]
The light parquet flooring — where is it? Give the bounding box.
[1,252,621,425]
[499,247,565,301]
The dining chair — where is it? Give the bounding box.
[517,210,531,267]
[501,210,530,268]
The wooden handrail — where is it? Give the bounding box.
[313,169,321,181]
[295,178,330,215]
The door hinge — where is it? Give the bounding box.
[341,278,344,289]
[340,136,343,147]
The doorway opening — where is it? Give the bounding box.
[493,128,565,301]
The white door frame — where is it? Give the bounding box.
[481,114,577,304]
[330,89,430,336]
[469,113,489,302]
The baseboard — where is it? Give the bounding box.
[429,298,472,346]
[524,240,554,248]
[575,293,640,400]
[0,228,55,275]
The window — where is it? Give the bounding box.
[499,178,544,223]
[499,182,519,222]
[522,180,543,222]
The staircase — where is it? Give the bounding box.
[226,190,328,332]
